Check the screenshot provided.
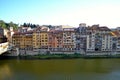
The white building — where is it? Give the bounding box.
[100,27,112,51]
[86,25,112,52]
[86,25,99,52]
[86,33,96,51]
[63,28,76,51]
[18,26,33,33]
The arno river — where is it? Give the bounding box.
[0,59,120,80]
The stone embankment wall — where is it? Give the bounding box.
[7,48,120,56]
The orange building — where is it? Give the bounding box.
[48,30,63,51]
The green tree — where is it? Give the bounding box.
[0,20,18,30]
[0,20,7,29]
[9,21,18,30]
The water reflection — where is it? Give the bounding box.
[0,64,12,80]
[12,59,117,74]
[1,59,120,80]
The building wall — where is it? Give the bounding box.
[24,35,33,50]
[63,28,76,51]
[20,35,24,48]
[40,32,48,49]
[76,25,87,51]
[12,34,21,48]
[101,34,112,51]
[48,32,57,49]
[112,36,117,51]
[33,30,48,50]
[12,25,116,53]
[12,32,33,50]
[117,37,120,51]
[33,32,41,49]
[48,30,63,51]
[86,33,95,51]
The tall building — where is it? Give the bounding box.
[63,28,76,51]
[76,23,87,52]
[86,25,113,52]
[100,27,112,51]
[48,30,63,51]
[111,31,118,51]
[23,31,33,50]
[12,32,21,48]
[86,25,98,52]
[33,27,49,51]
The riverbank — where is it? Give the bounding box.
[1,53,120,60]
[19,54,120,59]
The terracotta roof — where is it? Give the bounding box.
[13,30,33,35]
[13,32,21,35]
[50,29,62,32]
[87,25,100,31]
[111,31,120,37]
[33,27,41,32]
[99,26,111,31]
[63,28,76,32]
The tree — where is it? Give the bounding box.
[23,23,27,27]
[0,20,7,29]
[9,21,18,30]
[47,25,52,28]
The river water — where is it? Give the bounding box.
[0,59,120,80]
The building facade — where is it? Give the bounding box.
[76,23,87,52]
[63,28,76,51]
[11,24,120,53]
[48,30,63,51]
[12,31,33,50]
[33,27,49,51]
[100,27,112,51]
[86,25,113,52]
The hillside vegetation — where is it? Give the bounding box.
[0,20,18,30]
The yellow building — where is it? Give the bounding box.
[33,27,49,50]
[12,32,21,48]
[12,31,33,50]
[40,31,48,49]
[12,26,49,51]
[22,31,33,50]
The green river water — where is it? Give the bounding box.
[0,59,120,80]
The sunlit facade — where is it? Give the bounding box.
[11,24,120,53]
[33,27,49,50]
